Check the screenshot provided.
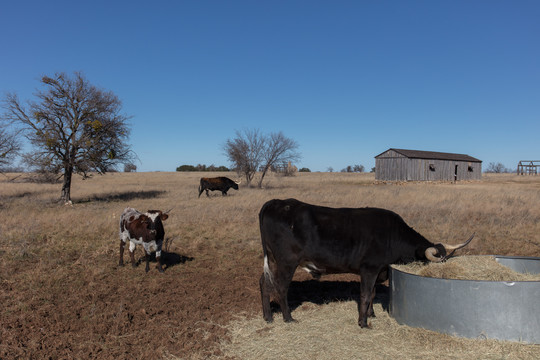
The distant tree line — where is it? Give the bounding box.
[176,164,230,172]
[484,162,513,173]
[341,164,365,173]
[325,165,365,173]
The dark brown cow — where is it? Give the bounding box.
[259,198,474,328]
[198,177,240,197]
[119,207,169,272]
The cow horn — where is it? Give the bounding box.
[425,233,475,263]
[425,247,443,263]
[235,179,242,184]
[164,207,174,214]
[442,233,475,260]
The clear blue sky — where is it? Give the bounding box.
[1,1,539,172]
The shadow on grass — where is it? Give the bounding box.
[161,251,194,269]
[270,280,389,317]
[198,191,239,198]
[77,190,167,203]
[135,251,194,272]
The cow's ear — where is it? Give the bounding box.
[160,213,169,221]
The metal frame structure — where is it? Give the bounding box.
[517,160,540,175]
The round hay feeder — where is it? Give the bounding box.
[390,256,540,343]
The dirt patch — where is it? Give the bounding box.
[0,246,263,359]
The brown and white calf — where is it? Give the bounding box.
[119,207,169,272]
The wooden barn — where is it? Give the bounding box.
[375,148,482,181]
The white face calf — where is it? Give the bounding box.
[118,208,169,273]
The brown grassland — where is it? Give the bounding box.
[1,171,540,359]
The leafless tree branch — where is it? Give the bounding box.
[223,128,300,188]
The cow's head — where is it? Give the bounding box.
[140,210,169,239]
[424,233,475,262]
[232,179,241,190]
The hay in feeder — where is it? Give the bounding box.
[393,256,540,281]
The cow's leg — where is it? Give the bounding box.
[119,240,125,266]
[144,250,151,273]
[275,264,296,322]
[260,254,275,322]
[155,241,164,273]
[198,187,203,198]
[358,270,378,328]
[367,288,376,317]
[119,229,129,266]
[222,190,227,196]
[368,267,388,317]
[205,189,210,197]
[129,241,137,268]
[259,273,273,322]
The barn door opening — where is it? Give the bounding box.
[454,165,458,181]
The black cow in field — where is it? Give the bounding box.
[198,177,240,197]
[119,207,169,272]
[258,198,474,328]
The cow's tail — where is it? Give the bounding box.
[259,201,274,285]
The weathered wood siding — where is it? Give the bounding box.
[376,150,482,181]
[375,150,408,180]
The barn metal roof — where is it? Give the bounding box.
[375,148,482,162]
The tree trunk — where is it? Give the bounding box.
[61,168,73,203]
[258,165,270,188]
[244,170,255,186]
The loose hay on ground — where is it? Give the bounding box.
[393,256,540,281]
[220,302,540,360]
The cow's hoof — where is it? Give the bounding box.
[358,317,370,328]
[358,321,371,329]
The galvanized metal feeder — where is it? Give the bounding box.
[390,256,540,343]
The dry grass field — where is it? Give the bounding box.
[1,171,539,359]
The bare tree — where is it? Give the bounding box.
[224,129,300,188]
[2,72,133,203]
[224,129,266,186]
[124,163,137,172]
[485,162,510,173]
[0,119,21,172]
[341,164,365,173]
[258,131,300,188]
